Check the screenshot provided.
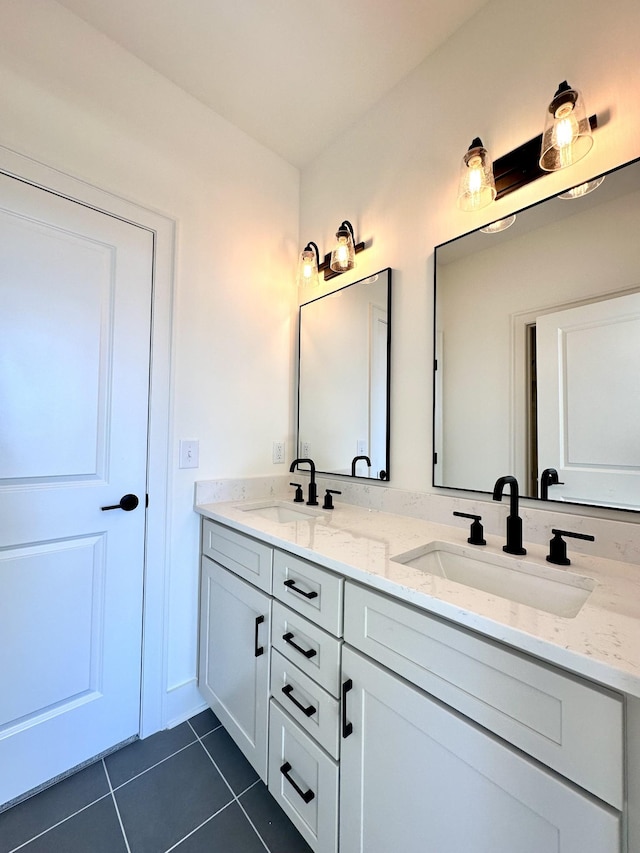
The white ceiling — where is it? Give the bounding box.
[56,0,489,167]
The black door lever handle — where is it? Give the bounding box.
[101,494,139,512]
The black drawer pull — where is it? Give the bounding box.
[282,684,317,717]
[342,678,353,738]
[280,762,315,804]
[283,579,319,600]
[254,615,265,657]
[282,632,317,659]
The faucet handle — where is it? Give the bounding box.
[453,511,486,546]
[290,482,304,503]
[547,528,595,565]
[323,489,341,510]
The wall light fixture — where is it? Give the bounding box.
[458,81,597,212]
[539,81,593,172]
[457,138,496,211]
[297,241,320,288]
[297,220,366,286]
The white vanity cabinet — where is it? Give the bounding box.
[340,581,623,853]
[198,521,272,780]
[340,645,620,853]
[197,513,634,853]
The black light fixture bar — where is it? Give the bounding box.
[318,241,366,281]
[494,114,598,201]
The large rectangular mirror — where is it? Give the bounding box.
[434,158,640,512]
[298,268,391,479]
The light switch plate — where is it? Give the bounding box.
[179,439,199,469]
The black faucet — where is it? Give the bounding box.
[540,467,563,500]
[492,475,526,555]
[351,455,371,476]
[289,458,318,506]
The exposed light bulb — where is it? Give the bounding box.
[329,222,356,273]
[334,238,350,269]
[296,243,319,288]
[539,82,593,172]
[457,139,496,212]
[553,102,579,168]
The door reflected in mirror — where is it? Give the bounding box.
[434,157,640,512]
[298,268,391,479]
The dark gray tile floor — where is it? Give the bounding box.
[0,709,313,853]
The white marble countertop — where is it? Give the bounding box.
[196,498,640,698]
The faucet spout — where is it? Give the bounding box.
[289,458,318,506]
[540,467,562,500]
[492,475,527,555]
[351,455,371,476]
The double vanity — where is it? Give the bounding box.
[196,488,640,853]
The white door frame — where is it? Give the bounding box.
[0,144,174,739]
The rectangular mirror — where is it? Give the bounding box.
[298,268,391,480]
[434,158,640,512]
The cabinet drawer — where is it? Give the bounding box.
[202,519,273,593]
[273,550,343,636]
[268,700,339,853]
[344,581,624,809]
[271,649,340,760]
[272,602,342,698]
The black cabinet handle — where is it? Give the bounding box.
[101,493,139,512]
[254,615,265,657]
[283,579,318,600]
[282,684,316,717]
[282,632,317,659]
[280,762,315,804]
[342,678,353,738]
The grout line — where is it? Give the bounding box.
[110,740,197,793]
[186,720,271,852]
[103,759,132,853]
[234,788,271,853]
[162,799,235,853]
[7,792,113,853]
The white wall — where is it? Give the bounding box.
[0,0,299,723]
[299,0,640,494]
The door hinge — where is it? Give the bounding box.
[433,452,438,465]
[434,358,438,371]
[145,493,149,508]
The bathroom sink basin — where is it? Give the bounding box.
[390,541,595,617]
[238,500,327,523]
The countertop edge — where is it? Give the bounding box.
[196,501,640,699]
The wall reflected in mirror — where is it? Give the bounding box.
[298,268,391,479]
[434,158,640,512]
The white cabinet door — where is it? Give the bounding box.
[198,557,271,780]
[340,647,620,853]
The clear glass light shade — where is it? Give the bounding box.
[480,214,517,234]
[558,175,605,199]
[539,82,593,172]
[330,228,356,273]
[296,246,319,288]
[457,139,497,212]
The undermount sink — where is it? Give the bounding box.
[390,541,595,618]
[238,500,327,523]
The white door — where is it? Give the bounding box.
[0,173,153,806]
[537,292,640,508]
[340,647,620,853]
